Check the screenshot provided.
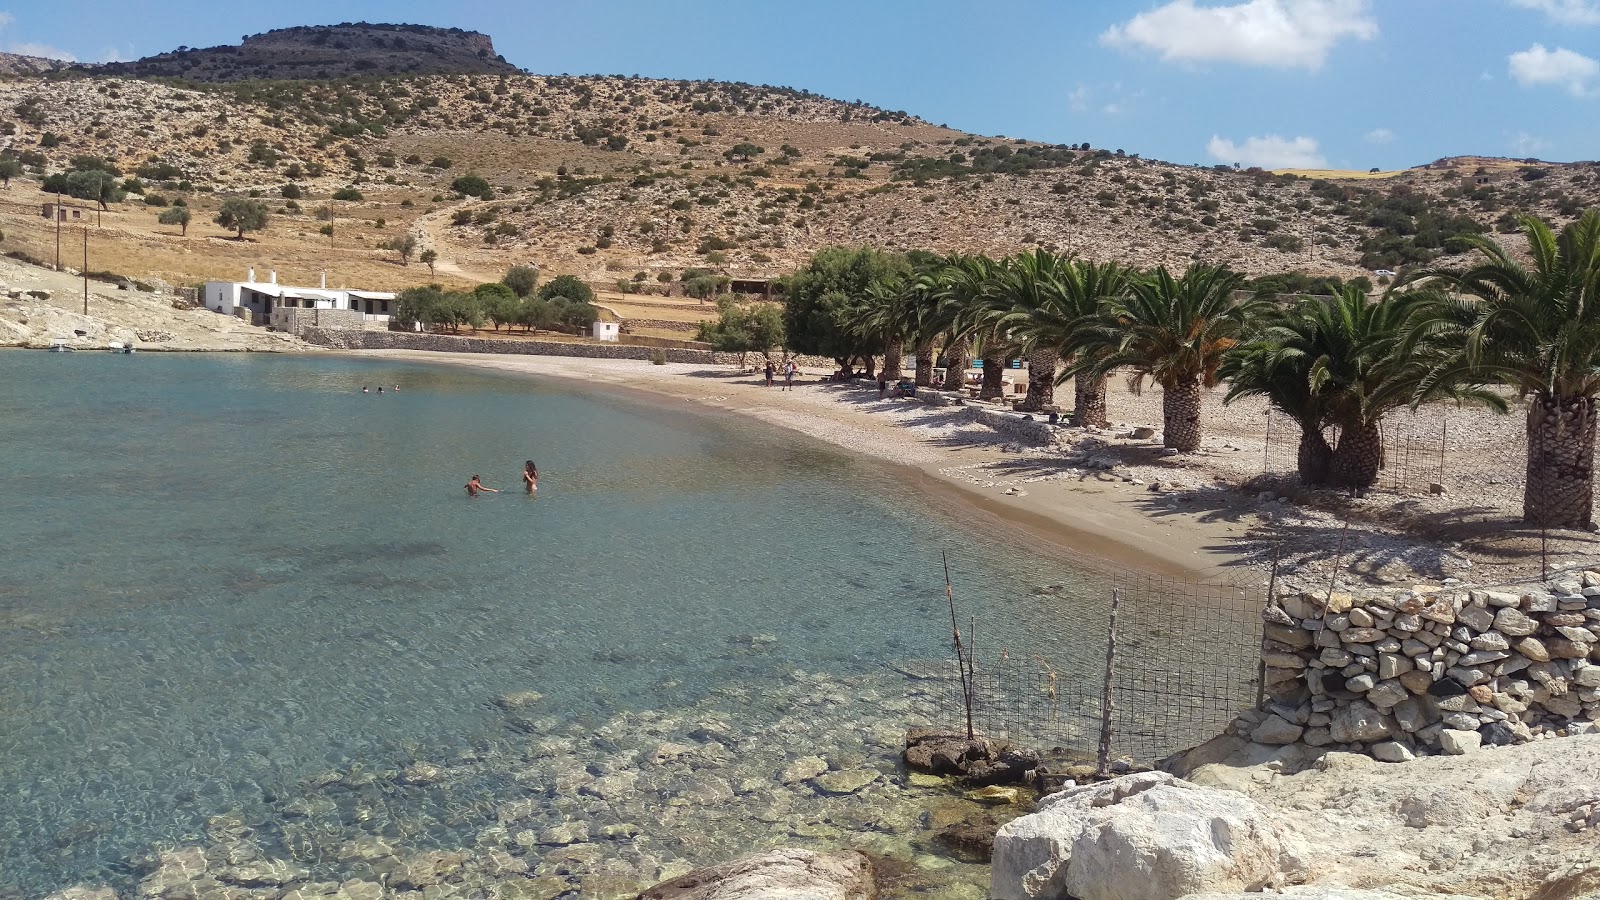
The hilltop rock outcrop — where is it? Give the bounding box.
[92,24,519,82]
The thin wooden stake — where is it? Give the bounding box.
[1097,588,1121,777]
[1259,545,1282,708]
[1326,513,1352,602]
[942,551,975,741]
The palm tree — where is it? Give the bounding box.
[902,267,946,388]
[933,255,997,393]
[848,276,909,383]
[1406,209,1600,527]
[1067,264,1262,452]
[1224,288,1501,488]
[998,253,1132,424]
[990,250,1066,411]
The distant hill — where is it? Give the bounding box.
[90,23,520,83]
[0,51,73,77]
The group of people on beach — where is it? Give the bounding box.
[466,461,539,497]
[763,358,800,390]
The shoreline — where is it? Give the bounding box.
[345,348,1254,581]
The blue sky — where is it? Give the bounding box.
[5,1,1598,169]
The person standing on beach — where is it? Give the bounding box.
[522,460,539,493]
[764,360,776,387]
[465,475,499,497]
[783,359,798,390]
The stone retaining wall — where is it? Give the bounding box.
[1236,573,1600,759]
[965,404,1058,445]
[301,327,725,364]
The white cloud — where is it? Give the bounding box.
[98,46,129,63]
[1207,134,1327,168]
[0,12,75,61]
[9,41,74,61]
[1364,127,1395,143]
[1068,85,1091,113]
[1509,0,1600,25]
[1509,131,1550,156]
[1508,43,1599,96]
[1100,0,1377,70]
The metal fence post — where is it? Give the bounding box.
[1096,588,1121,776]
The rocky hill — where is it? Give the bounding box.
[0,50,1596,293]
[0,51,73,76]
[91,24,519,82]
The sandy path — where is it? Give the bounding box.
[354,349,1258,581]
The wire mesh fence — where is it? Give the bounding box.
[1254,399,1532,513]
[936,567,1264,766]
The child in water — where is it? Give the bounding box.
[465,475,499,497]
[522,460,538,493]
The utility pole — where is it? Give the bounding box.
[54,203,61,270]
[82,227,88,315]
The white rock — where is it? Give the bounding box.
[990,773,1307,900]
[1251,715,1304,746]
[1440,729,1483,756]
[1371,741,1415,763]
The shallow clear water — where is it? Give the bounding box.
[0,352,1103,897]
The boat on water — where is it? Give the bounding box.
[47,339,73,353]
[107,342,135,354]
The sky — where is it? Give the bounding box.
[3,1,1598,170]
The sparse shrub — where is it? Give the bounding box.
[332,187,363,201]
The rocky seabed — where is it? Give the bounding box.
[36,666,1007,900]
[1242,569,1600,759]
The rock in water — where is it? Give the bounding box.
[903,727,1038,785]
[990,772,1307,900]
[779,756,829,785]
[965,785,1022,804]
[638,848,873,900]
[811,769,879,795]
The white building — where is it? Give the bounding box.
[203,269,398,326]
[592,321,620,342]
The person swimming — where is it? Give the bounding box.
[522,460,538,493]
[361,386,369,393]
[466,475,499,497]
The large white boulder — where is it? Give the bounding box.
[637,849,872,900]
[991,772,1307,900]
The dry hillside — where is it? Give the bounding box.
[1,59,1598,311]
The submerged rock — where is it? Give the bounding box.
[812,769,879,795]
[638,848,873,900]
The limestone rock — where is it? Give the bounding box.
[1251,715,1305,745]
[1370,741,1415,763]
[1330,700,1395,744]
[1440,729,1483,755]
[1494,608,1538,637]
[638,849,873,900]
[779,756,829,785]
[812,769,879,795]
[990,772,1307,900]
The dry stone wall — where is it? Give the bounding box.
[1236,573,1600,760]
[300,327,725,363]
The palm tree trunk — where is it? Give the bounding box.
[941,336,970,391]
[1019,348,1058,412]
[1330,419,1383,489]
[1524,393,1597,528]
[979,352,1006,401]
[1074,372,1109,429]
[882,339,904,382]
[1162,376,1203,452]
[1297,423,1333,485]
[914,340,935,388]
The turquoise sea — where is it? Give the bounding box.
[0,352,1107,897]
